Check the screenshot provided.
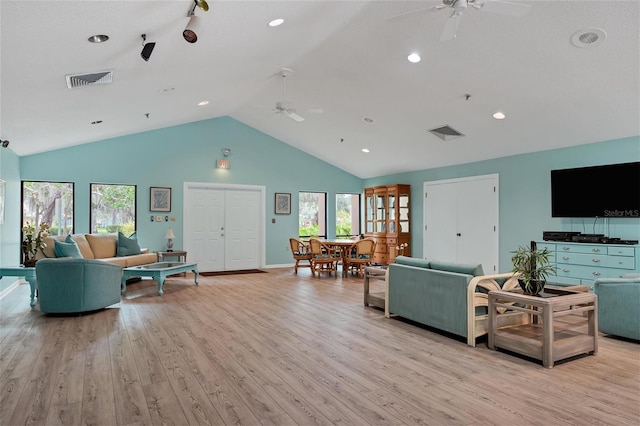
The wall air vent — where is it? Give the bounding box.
[65,70,113,89]
[428,124,465,141]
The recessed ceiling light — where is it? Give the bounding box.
[269,18,284,27]
[493,112,506,120]
[362,148,370,153]
[88,34,109,43]
[407,53,421,63]
[571,28,606,48]
[362,117,374,124]
[198,100,209,106]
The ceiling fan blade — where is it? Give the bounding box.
[285,111,305,122]
[476,0,531,17]
[387,5,442,22]
[440,14,462,41]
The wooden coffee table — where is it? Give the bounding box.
[121,262,198,296]
[488,285,597,368]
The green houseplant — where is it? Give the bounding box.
[511,245,556,295]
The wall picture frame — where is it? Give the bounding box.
[150,187,171,212]
[275,193,291,215]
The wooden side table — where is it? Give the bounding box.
[157,250,187,262]
[364,266,389,317]
[488,286,597,368]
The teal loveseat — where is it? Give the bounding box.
[35,258,122,314]
[387,256,528,346]
[594,276,640,341]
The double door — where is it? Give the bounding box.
[184,183,263,272]
[423,174,498,274]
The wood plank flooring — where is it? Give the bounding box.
[1,268,639,425]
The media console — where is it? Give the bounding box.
[535,240,640,292]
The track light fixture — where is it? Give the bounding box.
[1,140,9,148]
[140,34,155,61]
[183,0,209,43]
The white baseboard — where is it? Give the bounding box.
[263,263,295,269]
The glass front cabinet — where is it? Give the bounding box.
[364,184,411,264]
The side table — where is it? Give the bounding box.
[0,266,38,307]
[488,285,597,368]
[363,266,389,317]
[157,250,187,262]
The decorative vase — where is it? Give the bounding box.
[518,279,545,296]
[23,258,37,268]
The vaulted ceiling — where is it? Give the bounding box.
[1,1,638,178]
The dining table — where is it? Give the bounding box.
[319,238,358,277]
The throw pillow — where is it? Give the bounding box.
[53,235,84,258]
[117,232,142,257]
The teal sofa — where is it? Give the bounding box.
[594,276,640,341]
[387,256,528,346]
[35,258,122,314]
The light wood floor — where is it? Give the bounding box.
[1,268,639,426]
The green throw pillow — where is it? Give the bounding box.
[53,235,83,258]
[117,232,142,256]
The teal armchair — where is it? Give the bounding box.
[36,258,122,314]
[594,276,640,341]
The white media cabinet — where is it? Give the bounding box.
[535,241,640,292]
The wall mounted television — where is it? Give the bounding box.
[551,162,640,218]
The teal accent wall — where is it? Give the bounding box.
[364,136,640,272]
[18,117,363,266]
[4,114,639,276]
[0,146,23,292]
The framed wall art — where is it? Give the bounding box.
[275,192,291,215]
[150,187,171,212]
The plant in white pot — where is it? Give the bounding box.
[511,245,556,295]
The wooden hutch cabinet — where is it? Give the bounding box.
[364,184,411,264]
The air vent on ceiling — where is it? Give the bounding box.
[428,125,465,141]
[65,70,113,89]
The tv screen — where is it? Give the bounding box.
[551,162,640,218]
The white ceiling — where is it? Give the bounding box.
[1,1,639,179]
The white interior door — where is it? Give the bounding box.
[424,174,499,273]
[184,183,265,273]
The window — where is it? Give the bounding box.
[336,193,361,237]
[90,183,137,234]
[298,192,326,238]
[21,181,74,236]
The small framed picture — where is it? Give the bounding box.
[150,187,171,212]
[275,193,291,215]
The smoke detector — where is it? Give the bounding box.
[428,125,465,141]
[66,70,113,89]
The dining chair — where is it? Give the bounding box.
[289,238,312,274]
[308,238,340,278]
[344,238,376,277]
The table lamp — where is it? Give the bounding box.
[165,228,175,252]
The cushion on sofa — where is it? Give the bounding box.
[429,260,484,277]
[85,233,118,259]
[117,232,142,256]
[395,256,431,269]
[53,235,84,258]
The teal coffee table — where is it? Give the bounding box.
[121,262,199,296]
[0,266,38,307]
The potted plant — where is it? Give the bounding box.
[511,245,556,295]
[21,221,49,267]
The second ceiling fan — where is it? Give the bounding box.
[388,0,531,41]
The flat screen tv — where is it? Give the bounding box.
[551,162,640,218]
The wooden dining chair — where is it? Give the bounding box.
[308,238,340,278]
[289,238,312,274]
[344,238,376,277]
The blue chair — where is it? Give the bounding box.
[594,275,640,341]
[35,258,122,314]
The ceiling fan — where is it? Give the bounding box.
[269,68,306,122]
[387,0,531,41]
